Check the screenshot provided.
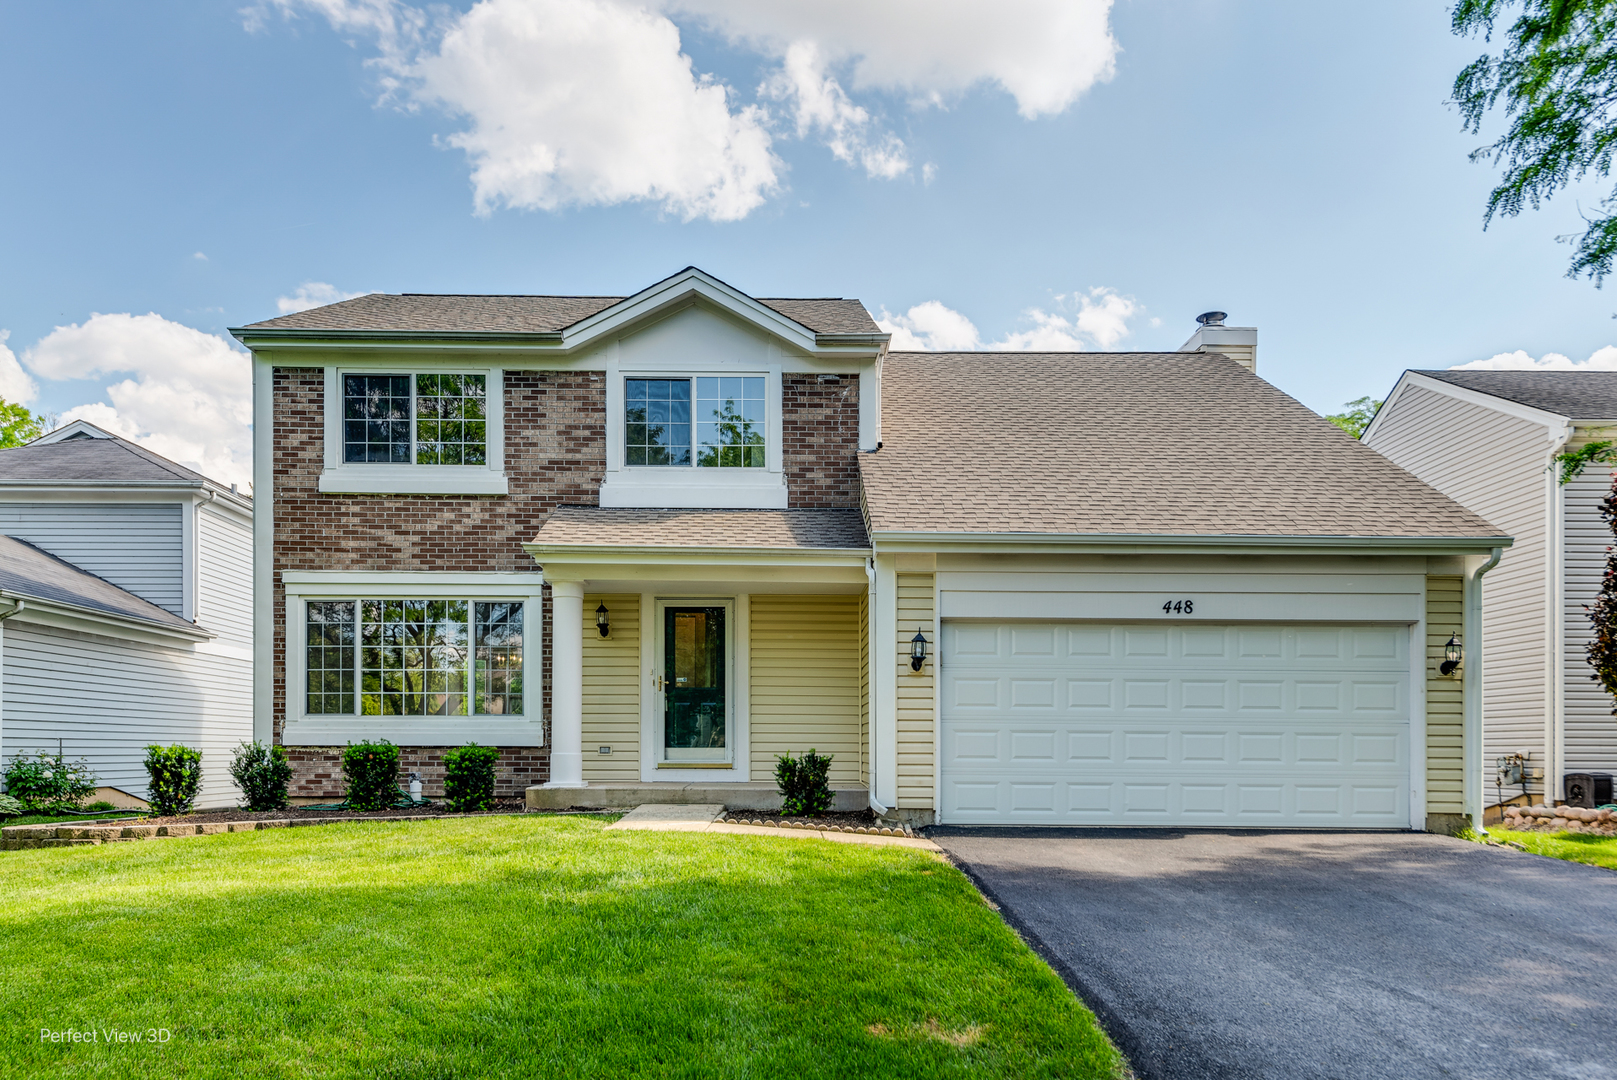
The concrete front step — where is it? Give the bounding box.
[526,781,868,812]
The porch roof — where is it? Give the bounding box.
[531,508,870,551]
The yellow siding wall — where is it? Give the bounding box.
[896,572,936,809]
[582,594,640,782]
[859,589,870,788]
[750,595,863,784]
[1426,576,1465,815]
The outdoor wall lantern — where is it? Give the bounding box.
[596,603,610,638]
[1441,634,1462,676]
[910,630,929,672]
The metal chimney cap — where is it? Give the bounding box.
[1196,311,1227,327]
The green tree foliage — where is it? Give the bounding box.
[1453,1,1617,283]
[1552,437,1617,481]
[1588,474,1617,709]
[1325,396,1382,438]
[0,399,47,448]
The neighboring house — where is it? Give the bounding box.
[1365,370,1617,807]
[235,267,1506,831]
[0,421,254,807]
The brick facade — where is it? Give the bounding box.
[781,373,861,508]
[271,367,607,798]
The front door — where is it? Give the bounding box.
[662,605,729,764]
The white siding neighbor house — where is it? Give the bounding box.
[0,421,254,808]
[1365,370,1617,807]
[236,269,1508,832]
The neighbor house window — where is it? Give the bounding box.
[344,374,487,465]
[625,376,764,467]
[304,599,522,716]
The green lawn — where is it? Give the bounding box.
[0,816,1124,1080]
[1484,826,1617,871]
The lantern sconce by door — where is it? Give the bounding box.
[910,629,929,673]
[1440,633,1462,677]
[596,602,610,638]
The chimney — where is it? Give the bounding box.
[1179,310,1257,374]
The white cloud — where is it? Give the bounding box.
[260,0,1118,218]
[0,331,39,404]
[1452,346,1617,371]
[921,162,938,185]
[277,282,367,314]
[23,314,251,490]
[879,286,1143,352]
[192,251,208,261]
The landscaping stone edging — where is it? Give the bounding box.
[0,812,539,851]
[1501,805,1617,835]
[720,815,918,838]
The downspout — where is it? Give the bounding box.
[1466,548,1504,834]
[0,596,25,782]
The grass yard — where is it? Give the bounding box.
[0,816,1125,1080]
[1482,826,1617,871]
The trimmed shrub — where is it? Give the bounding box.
[3,750,98,813]
[342,740,400,811]
[229,741,293,811]
[443,744,500,812]
[775,749,834,817]
[144,744,203,816]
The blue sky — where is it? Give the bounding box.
[0,0,1612,487]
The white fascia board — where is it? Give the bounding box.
[282,570,544,591]
[868,531,1514,556]
[317,467,510,496]
[561,269,820,354]
[282,718,545,747]
[1365,371,1570,444]
[0,481,252,516]
[0,592,213,645]
[523,544,870,569]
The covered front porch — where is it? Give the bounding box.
[524,508,873,812]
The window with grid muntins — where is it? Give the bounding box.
[304,598,523,717]
[626,376,764,467]
[306,602,356,714]
[342,373,488,465]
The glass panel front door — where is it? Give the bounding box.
[663,606,727,761]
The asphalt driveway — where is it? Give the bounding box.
[932,830,1617,1080]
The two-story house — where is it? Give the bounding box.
[0,421,254,807]
[236,268,1507,831]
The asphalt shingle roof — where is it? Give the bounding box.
[860,352,1505,539]
[1415,369,1617,420]
[0,435,217,486]
[242,294,880,336]
[533,508,870,549]
[0,535,199,632]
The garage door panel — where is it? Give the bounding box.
[941,621,1411,828]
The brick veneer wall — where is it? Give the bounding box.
[781,373,860,508]
[271,367,607,798]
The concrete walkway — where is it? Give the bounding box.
[606,804,941,851]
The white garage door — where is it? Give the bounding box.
[940,622,1411,828]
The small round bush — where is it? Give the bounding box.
[342,740,401,811]
[443,744,500,812]
[229,741,293,811]
[144,744,203,816]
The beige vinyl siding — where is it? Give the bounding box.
[859,589,870,788]
[582,594,640,782]
[749,595,862,784]
[1426,576,1465,815]
[1563,465,1617,775]
[1368,383,1550,797]
[896,572,936,809]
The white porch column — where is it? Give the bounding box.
[545,580,586,788]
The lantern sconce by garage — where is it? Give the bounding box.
[596,602,610,638]
[910,629,929,672]
[1440,634,1462,677]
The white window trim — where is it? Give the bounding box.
[602,360,787,509]
[282,572,544,746]
[319,367,508,496]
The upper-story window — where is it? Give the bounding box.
[344,374,487,465]
[625,376,764,468]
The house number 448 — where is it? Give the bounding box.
[1161,599,1195,615]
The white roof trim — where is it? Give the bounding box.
[0,591,213,645]
[558,267,823,354]
[1363,370,1570,444]
[31,419,117,445]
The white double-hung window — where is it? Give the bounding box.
[320,368,507,495]
[282,572,543,746]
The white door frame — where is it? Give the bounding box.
[640,594,750,782]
